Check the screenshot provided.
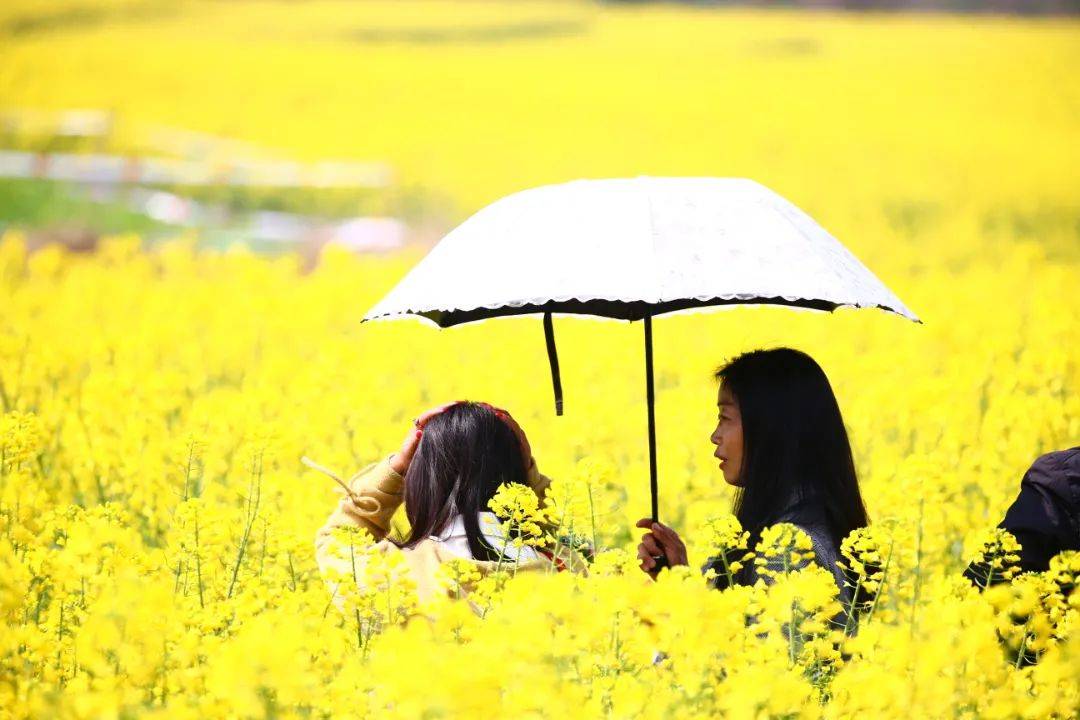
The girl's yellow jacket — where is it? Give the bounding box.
[313,456,588,612]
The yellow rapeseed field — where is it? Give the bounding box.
[1,1,1079,718]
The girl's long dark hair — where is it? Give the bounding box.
[396,402,528,561]
[716,348,868,552]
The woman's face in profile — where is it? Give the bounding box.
[711,383,744,487]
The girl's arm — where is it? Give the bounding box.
[313,456,405,570]
[310,456,405,613]
[527,457,592,558]
[526,456,552,505]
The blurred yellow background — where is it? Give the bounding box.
[1,2,1078,717]
[2,1,1077,251]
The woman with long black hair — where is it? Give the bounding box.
[314,401,585,612]
[636,347,868,597]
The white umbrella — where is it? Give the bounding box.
[364,177,920,524]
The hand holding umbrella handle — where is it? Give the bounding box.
[636,518,686,577]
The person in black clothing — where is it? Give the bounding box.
[636,347,870,605]
[964,446,1080,586]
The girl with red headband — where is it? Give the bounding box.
[313,401,585,614]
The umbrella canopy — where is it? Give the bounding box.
[366,177,918,326]
[363,177,920,523]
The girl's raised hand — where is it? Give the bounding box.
[389,402,459,476]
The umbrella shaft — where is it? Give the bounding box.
[645,315,659,523]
